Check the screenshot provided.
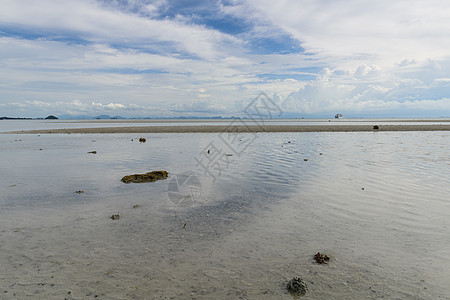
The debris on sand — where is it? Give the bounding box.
[87,151,97,154]
[286,277,308,296]
[314,252,330,264]
[139,138,146,143]
[121,170,168,184]
[111,214,120,220]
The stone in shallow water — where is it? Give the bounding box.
[121,170,168,183]
[286,277,308,296]
[314,252,330,264]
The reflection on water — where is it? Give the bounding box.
[0,130,449,299]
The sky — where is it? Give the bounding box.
[1,0,450,118]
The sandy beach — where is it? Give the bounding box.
[1,124,450,299]
[5,124,450,134]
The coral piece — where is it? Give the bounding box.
[314,252,330,264]
[286,277,308,296]
[121,170,168,183]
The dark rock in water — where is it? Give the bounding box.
[286,277,308,296]
[314,252,330,264]
[111,214,120,220]
[373,125,379,130]
[121,170,168,183]
[139,138,146,143]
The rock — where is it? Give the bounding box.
[373,125,379,130]
[286,277,308,296]
[139,138,146,143]
[314,252,330,264]
[304,158,308,161]
[121,170,168,183]
[111,214,120,220]
[88,151,97,154]
[75,190,85,194]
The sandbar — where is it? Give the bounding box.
[5,124,450,134]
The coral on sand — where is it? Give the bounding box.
[314,252,330,264]
[121,170,168,183]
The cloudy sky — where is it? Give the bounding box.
[1,0,450,118]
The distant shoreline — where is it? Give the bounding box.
[2,118,450,123]
[5,124,450,134]
[52,118,450,123]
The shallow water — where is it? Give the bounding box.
[0,128,449,299]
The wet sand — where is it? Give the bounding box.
[5,124,450,134]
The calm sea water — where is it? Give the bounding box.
[0,121,449,299]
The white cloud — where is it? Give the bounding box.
[241,0,450,66]
[0,0,239,59]
[281,62,450,116]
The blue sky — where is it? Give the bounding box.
[1,0,450,118]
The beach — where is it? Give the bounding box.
[5,124,450,134]
[1,120,449,299]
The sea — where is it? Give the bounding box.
[0,119,449,299]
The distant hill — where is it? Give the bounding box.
[59,114,127,120]
[0,117,33,120]
[45,115,59,119]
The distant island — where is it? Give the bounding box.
[1,115,59,120]
[0,117,34,120]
